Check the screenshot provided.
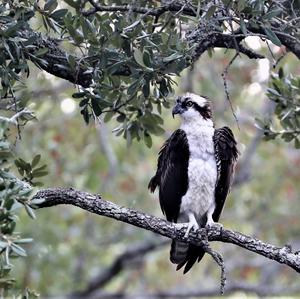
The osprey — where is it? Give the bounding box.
[148,93,238,273]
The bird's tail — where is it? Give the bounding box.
[170,214,206,274]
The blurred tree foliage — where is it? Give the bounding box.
[0,0,299,297]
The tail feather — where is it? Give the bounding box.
[170,240,189,264]
[175,245,205,274]
[170,214,207,273]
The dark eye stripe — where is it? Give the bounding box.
[193,103,212,120]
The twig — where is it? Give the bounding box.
[221,53,240,130]
[0,108,34,125]
[202,241,226,294]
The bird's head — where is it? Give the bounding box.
[172,93,212,122]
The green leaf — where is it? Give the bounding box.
[50,9,68,20]
[222,0,232,6]
[264,28,282,47]
[32,165,47,172]
[44,0,58,12]
[24,205,36,220]
[144,132,152,148]
[104,112,113,123]
[72,92,86,99]
[263,8,282,20]
[91,98,102,116]
[237,0,246,12]
[31,181,44,187]
[240,18,247,35]
[133,48,153,71]
[142,81,150,98]
[278,67,284,79]
[63,0,80,9]
[14,238,33,244]
[162,53,183,63]
[31,170,48,178]
[34,48,49,57]
[128,79,141,96]
[11,243,27,257]
[31,155,41,168]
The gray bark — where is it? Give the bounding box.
[33,188,300,275]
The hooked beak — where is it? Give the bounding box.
[172,103,183,118]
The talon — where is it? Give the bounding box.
[174,213,199,238]
[184,213,199,238]
[206,221,223,230]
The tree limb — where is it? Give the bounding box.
[82,1,199,17]
[69,239,168,298]
[33,188,300,278]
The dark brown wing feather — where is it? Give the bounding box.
[213,126,238,222]
[148,129,189,222]
[149,130,206,274]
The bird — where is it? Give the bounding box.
[148,92,238,273]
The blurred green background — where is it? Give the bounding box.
[11,47,300,297]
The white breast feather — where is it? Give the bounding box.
[179,119,217,223]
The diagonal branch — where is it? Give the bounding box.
[33,187,300,277]
[69,239,168,298]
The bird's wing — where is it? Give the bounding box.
[213,126,239,222]
[148,129,189,222]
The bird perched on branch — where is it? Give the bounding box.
[148,93,238,273]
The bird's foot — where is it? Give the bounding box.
[206,220,223,230]
[173,216,199,239]
[184,220,199,238]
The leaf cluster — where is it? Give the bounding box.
[66,9,191,145]
[256,69,300,147]
[0,119,45,296]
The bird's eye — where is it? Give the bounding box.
[186,101,193,107]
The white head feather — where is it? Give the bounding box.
[184,92,209,108]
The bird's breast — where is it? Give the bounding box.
[179,124,217,219]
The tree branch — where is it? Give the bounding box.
[33,188,300,279]
[18,30,93,88]
[82,1,199,17]
[6,4,297,90]
[69,239,168,298]
[186,30,265,61]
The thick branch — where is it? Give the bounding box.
[18,30,92,87]
[33,188,300,274]
[186,31,265,60]
[82,1,198,17]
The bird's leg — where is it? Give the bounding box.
[184,212,199,238]
[206,206,223,229]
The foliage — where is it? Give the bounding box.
[257,70,300,147]
[0,119,44,297]
[0,0,299,297]
[1,0,299,145]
